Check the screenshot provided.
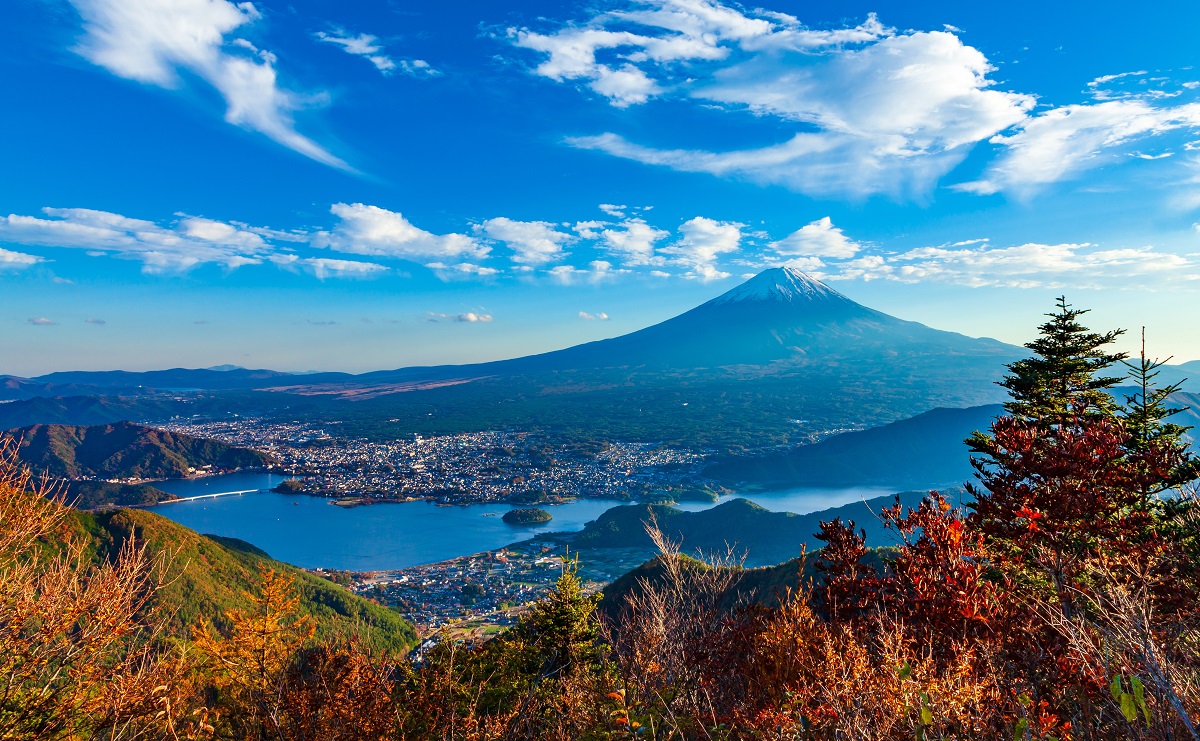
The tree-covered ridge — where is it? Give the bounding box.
[6,420,273,480]
[563,492,934,567]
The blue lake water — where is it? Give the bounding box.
[147,473,899,570]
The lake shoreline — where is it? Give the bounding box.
[143,472,905,571]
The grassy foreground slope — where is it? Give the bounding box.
[54,506,417,654]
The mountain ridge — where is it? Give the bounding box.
[10,269,1020,390]
[8,272,1197,398]
[6,420,272,481]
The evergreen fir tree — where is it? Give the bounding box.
[997,296,1127,423]
[1121,327,1200,493]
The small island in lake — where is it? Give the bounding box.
[272,479,307,495]
[502,508,553,525]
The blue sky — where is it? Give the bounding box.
[2,0,1199,375]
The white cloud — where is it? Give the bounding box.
[70,0,348,169]
[316,30,396,74]
[270,254,387,280]
[315,30,440,78]
[0,247,44,268]
[547,260,627,285]
[960,100,1200,196]
[426,311,493,323]
[579,311,611,320]
[599,219,669,266]
[425,261,500,280]
[0,207,270,272]
[28,317,57,326]
[508,0,785,107]
[659,216,740,281]
[573,220,606,239]
[599,203,626,217]
[770,217,862,258]
[826,240,1199,288]
[0,204,454,278]
[515,4,1033,197]
[396,59,441,78]
[314,203,487,261]
[480,217,572,265]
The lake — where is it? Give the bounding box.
[147,473,900,570]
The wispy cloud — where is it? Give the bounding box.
[316,30,397,74]
[28,317,57,326]
[958,100,1200,196]
[0,247,43,268]
[0,208,269,273]
[512,3,1032,198]
[822,240,1200,289]
[397,59,441,78]
[70,0,348,169]
[425,262,500,280]
[84,317,107,325]
[547,259,627,285]
[426,311,494,323]
[579,311,610,320]
[270,255,388,280]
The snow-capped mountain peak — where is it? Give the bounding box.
[706,267,844,306]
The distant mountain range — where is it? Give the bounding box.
[8,269,1195,398]
[0,395,189,429]
[4,269,1195,453]
[8,268,1022,390]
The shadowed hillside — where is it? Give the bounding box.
[707,404,1003,488]
[560,491,960,567]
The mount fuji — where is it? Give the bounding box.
[18,268,1019,390]
[5,269,1034,448]
[503,267,1017,372]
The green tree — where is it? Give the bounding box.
[1121,327,1200,492]
[509,557,604,682]
[995,296,1127,424]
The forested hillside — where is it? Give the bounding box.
[7,420,271,480]
[56,504,417,653]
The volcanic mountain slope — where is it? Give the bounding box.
[17,268,1020,387]
[503,267,1016,372]
[1,270,1034,450]
[12,270,1197,397]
